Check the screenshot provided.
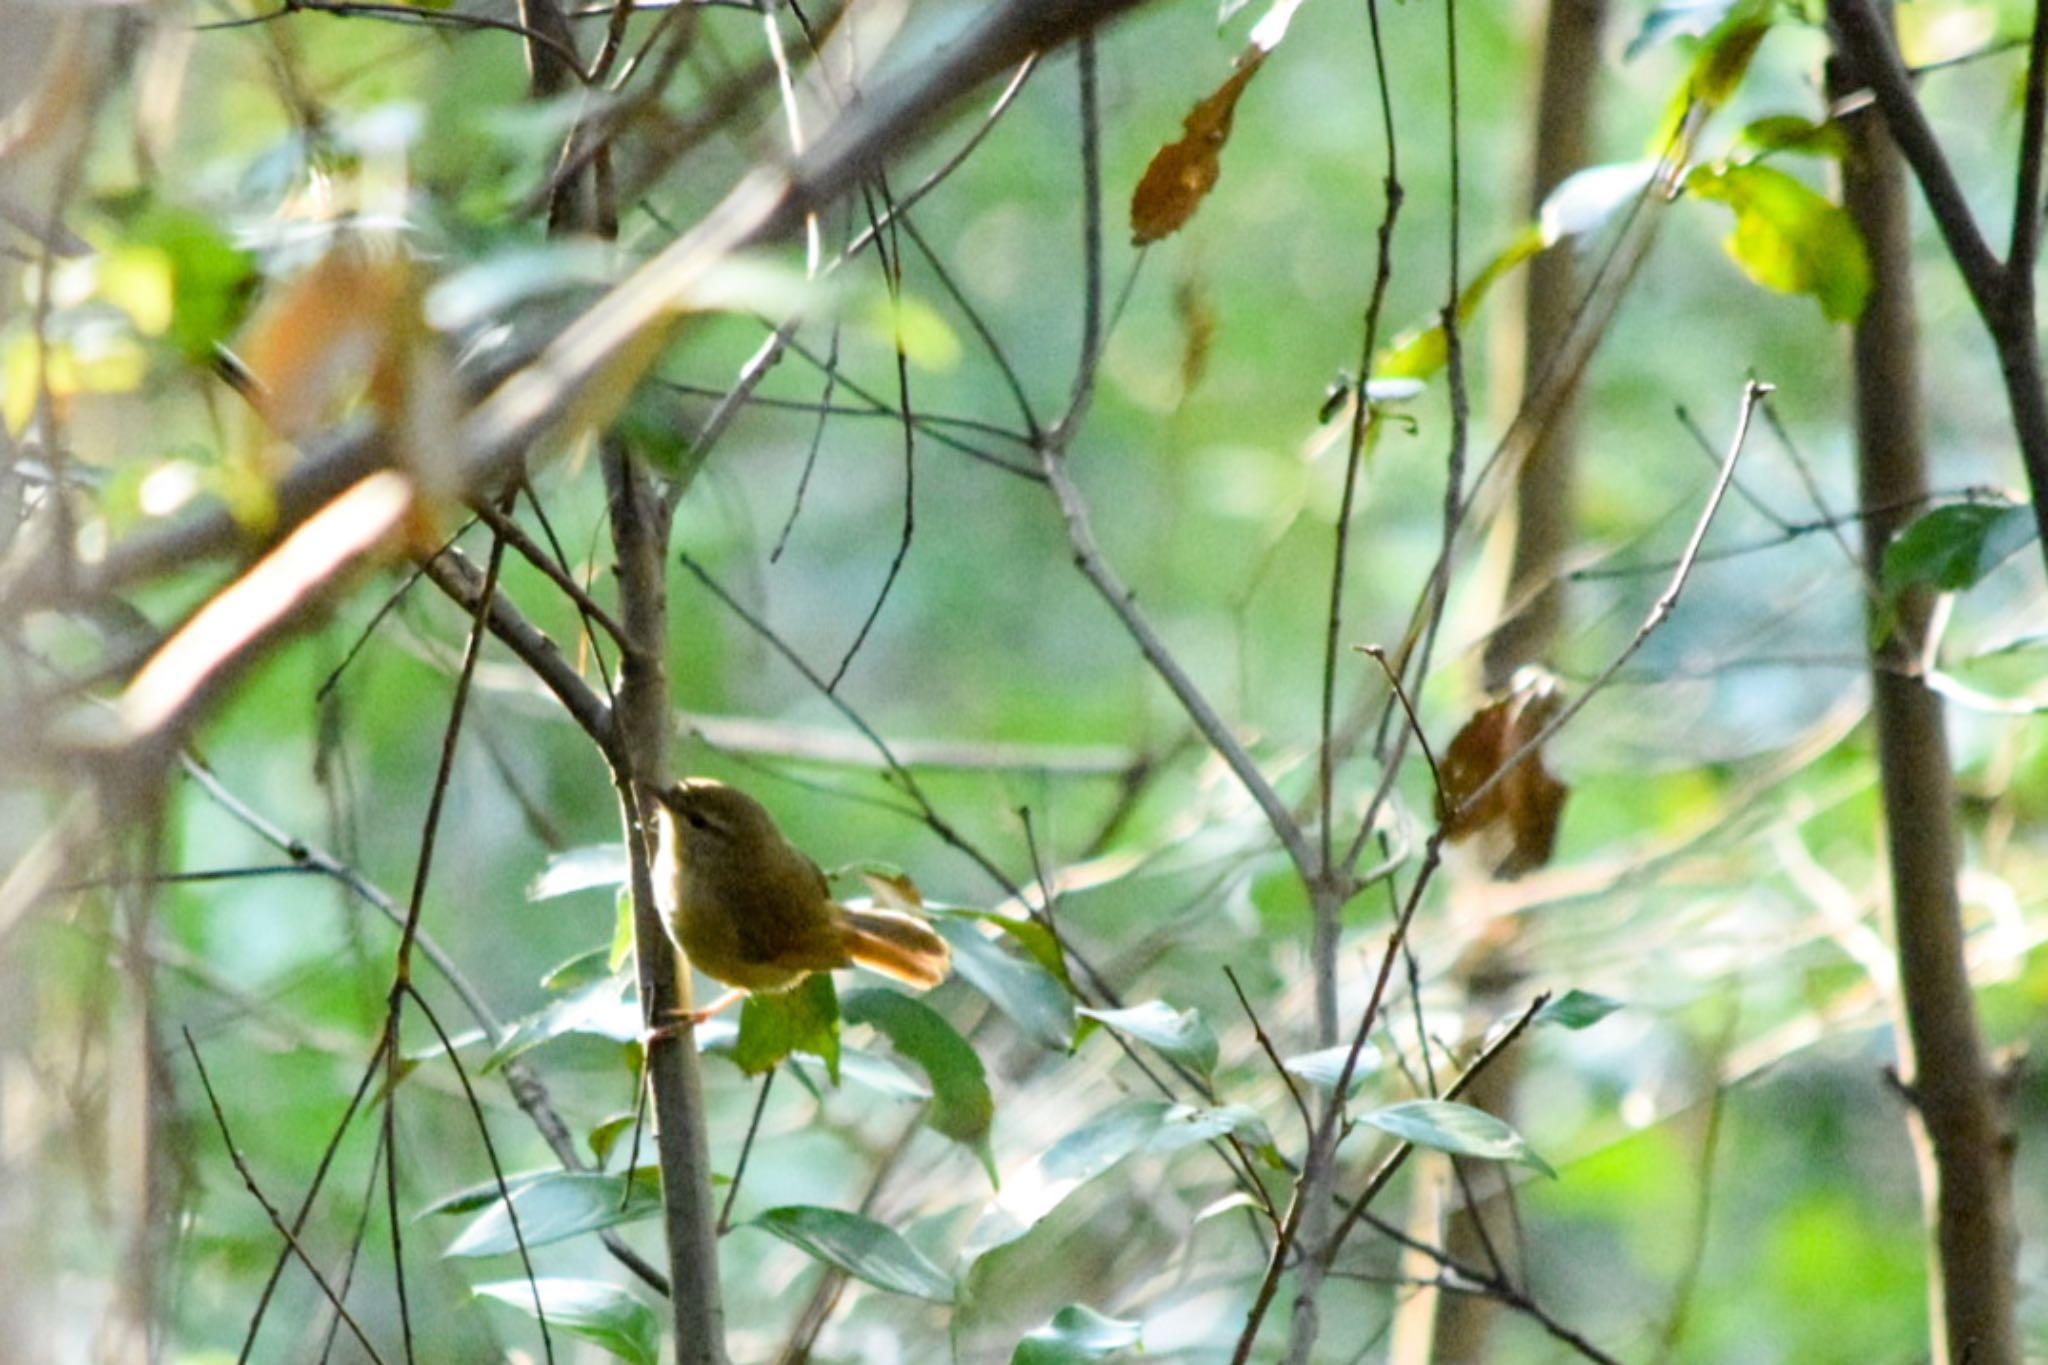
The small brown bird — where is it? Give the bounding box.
[643,778,951,1022]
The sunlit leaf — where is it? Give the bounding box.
[443,1168,662,1257]
[1359,1100,1558,1178]
[1077,1001,1218,1079]
[1130,48,1269,245]
[476,1277,659,1365]
[1013,1304,1145,1365]
[864,290,960,371]
[527,843,629,901]
[98,198,256,359]
[1881,500,2037,595]
[843,987,996,1178]
[1282,1042,1384,1093]
[482,973,639,1073]
[967,1099,1261,1256]
[1539,161,1660,243]
[751,1205,954,1302]
[1686,161,1870,322]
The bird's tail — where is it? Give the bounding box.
[838,906,951,989]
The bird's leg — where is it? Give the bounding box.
[641,988,748,1045]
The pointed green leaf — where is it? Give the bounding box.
[1536,989,1623,1030]
[1359,1100,1557,1178]
[1882,501,2037,595]
[443,1168,662,1257]
[751,1205,954,1302]
[421,1169,556,1218]
[475,1277,659,1365]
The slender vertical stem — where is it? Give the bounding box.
[1831,25,2020,1365]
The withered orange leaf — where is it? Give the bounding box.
[1129,47,1268,247]
[1437,673,1569,879]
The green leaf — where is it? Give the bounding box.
[1691,14,1771,109]
[751,1206,955,1302]
[443,1168,662,1257]
[107,201,257,361]
[1536,989,1624,1030]
[475,1278,660,1365]
[1737,114,1849,161]
[966,1099,1262,1256]
[1359,1100,1558,1178]
[933,915,1076,1051]
[1281,1042,1384,1093]
[1013,1304,1145,1365]
[482,973,638,1074]
[1881,501,2037,595]
[421,1169,557,1218]
[732,974,841,1081]
[526,843,628,901]
[587,1113,638,1166]
[1685,162,1870,321]
[1076,1001,1218,1079]
[843,988,996,1177]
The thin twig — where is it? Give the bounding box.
[1454,380,1771,822]
[405,985,555,1364]
[718,1070,777,1234]
[1226,965,1316,1137]
[184,1028,389,1365]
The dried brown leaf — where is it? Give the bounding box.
[1438,673,1569,878]
[1129,47,1267,246]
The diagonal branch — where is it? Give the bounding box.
[1825,0,2005,314]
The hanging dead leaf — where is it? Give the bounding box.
[1130,47,1268,246]
[1437,670,1569,878]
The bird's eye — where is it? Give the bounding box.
[684,811,710,831]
